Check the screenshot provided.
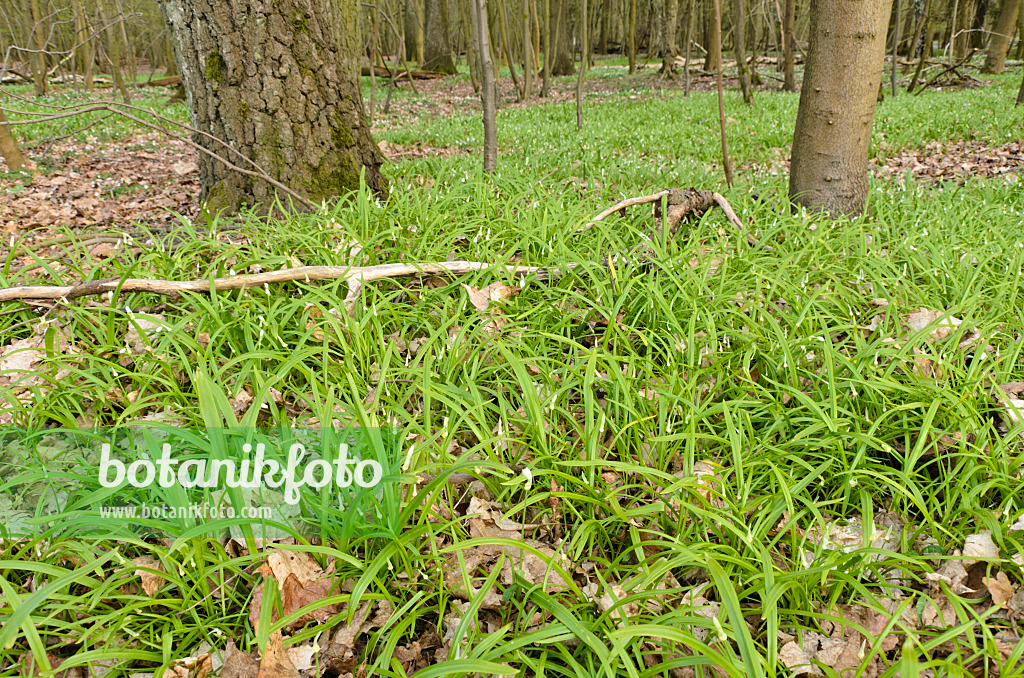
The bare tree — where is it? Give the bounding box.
[423,0,457,73]
[470,0,497,169]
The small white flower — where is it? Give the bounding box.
[522,467,533,490]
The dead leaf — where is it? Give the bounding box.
[986,572,1014,606]
[255,632,300,678]
[132,556,165,597]
[220,642,259,678]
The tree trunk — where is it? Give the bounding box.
[599,0,612,52]
[542,0,553,91]
[891,0,901,95]
[523,0,533,97]
[577,0,588,128]
[405,0,425,63]
[424,0,457,73]
[0,108,24,171]
[551,0,576,74]
[782,0,796,90]
[1017,64,1024,103]
[628,0,637,71]
[981,0,1020,72]
[101,0,132,103]
[157,0,387,212]
[703,5,719,70]
[27,0,47,96]
[71,0,93,90]
[471,0,497,169]
[661,0,679,76]
[789,0,894,217]
[970,0,989,46]
[733,0,753,102]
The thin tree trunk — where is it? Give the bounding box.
[982,0,1020,72]
[0,108,24,171]
[704,2,720,70]
[661,0,679,76]
[891,0,901,95]
[577,0,588,129]
[733,0,753,102]
[71,0,93,90]
[683,0,692,92]
[790,0,895,216]
[628,0,637,72]
[1017,64,1024,103]
[908,0,933,90]
[101,0,131,103]
[542,0,552,92]
[599,0,612,52]
[523,0,533,97]
[115,0,138,86]
[530,0,541,70]
[713,0,732,186]
[471,0,497,169]
[27,0,47,96]
[782,0,796,90]
[496,0,522,99]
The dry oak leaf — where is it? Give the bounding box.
[132,556,165,597]
[902,308,963,343]
[461,281,521,314]
[255,632,301,678]
[249,551,340,634]
[986,572,1015,607]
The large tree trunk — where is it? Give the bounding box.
[157,0,387,213]
[423,0,457,73]
[789,0,894,217]
[782,0,796,90]
[551,0,576,74]
[981,0,1021,72]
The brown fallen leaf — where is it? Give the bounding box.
[249,550,340,634]
[219,642,259,678]
[255,632,301,678]
[986,572,1015,606]
[132,556,165,597]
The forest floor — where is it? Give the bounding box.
[1,58,1024,678]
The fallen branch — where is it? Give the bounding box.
[578,190,670,231]
[360,65,444,79]
[0,261,558,307]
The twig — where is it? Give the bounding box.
[711,192,766,248]
[578,190,670,231]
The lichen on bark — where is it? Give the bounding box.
[158,0,388,214]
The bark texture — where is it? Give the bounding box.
[0,108,25,171]
[157,0,386,213]
[789,0,894,217]
[981,0,1021,73]
[423,0,457,73]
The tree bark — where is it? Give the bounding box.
[551,0,576,74]
[789,0,894,217]
[981,0,1020,72]
[27,0,47,96]
[542,0,552,92]
[703,4,719,71]
[470,0,497,169]
[661,0,679,77]
[782,0,796,90]
[627,0,637,72]
[423,0,457,73]
[157,0,387,213]
[599,0,612,52]
[733,0,753,102]
[405,0,425,63]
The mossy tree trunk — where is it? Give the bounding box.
[157,0,387,213]
[423,0,457,72]
[789,0,893,217]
